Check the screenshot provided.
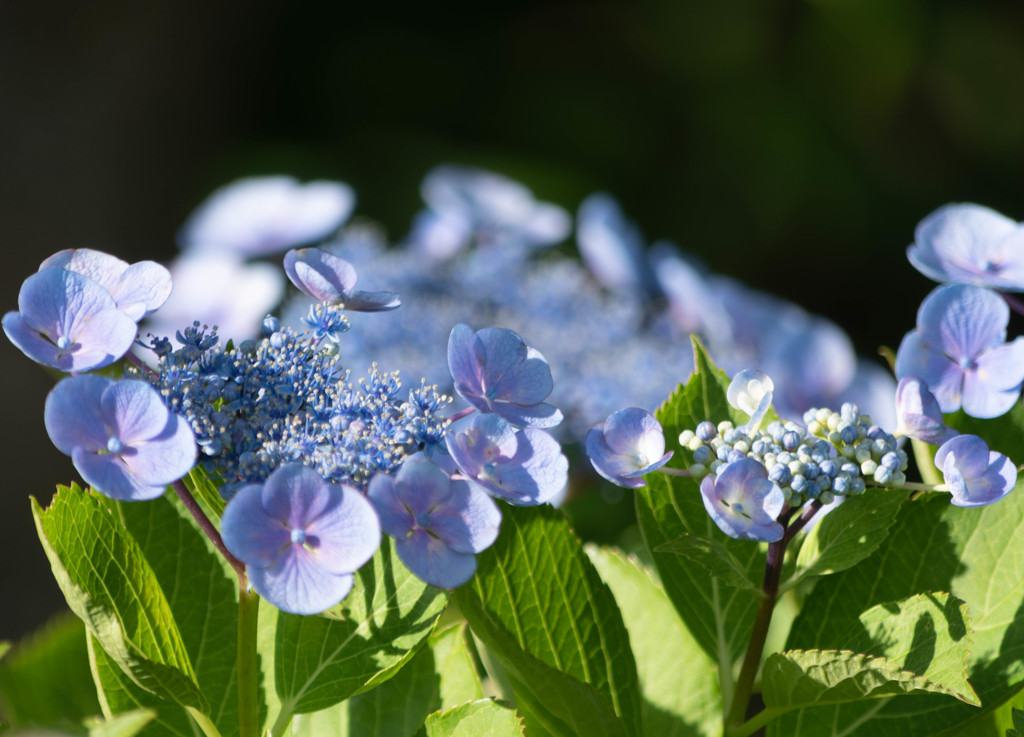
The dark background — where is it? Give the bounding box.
[3,0,1024,641]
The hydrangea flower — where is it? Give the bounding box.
[585,407,673,488]
[4,268,138,372]
[368,454,500,588]
[575,193,656,294]
[39,248,172,321]
[700,459,785,542]
[934,434,1017,507]
[908,203,1024,291]
[727,370,774,434]
[446,414,568,506]
[283,247,400,311]
[180,176,355,256]
[411,165,570,259]
[447,323,562,429]
[895,284,1024,418]
[220,463,381,614]
[43,375,196,501]
[893,376,957,445]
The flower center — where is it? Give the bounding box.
[106,437,123,454]
[291,529,307,545]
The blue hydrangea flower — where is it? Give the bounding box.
[576,193,657,294]
[283,247,400,311]
[893,376,957,445]
[934,434,1017,507]
[220,463,381,614]
[700,459,785,542]
[895,284,1024,418]
[585,407,673,488]
[180,176,355,256]
[39,249,172,321]
[447,323,562,429]
[411,165,570,259]
[4,268,138,372]
[446,414,568,506]
[368,454,500,589]
[43,375,196,501]
[727,369,774,434]
[908,203,1024,291]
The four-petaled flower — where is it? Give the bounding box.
[44,376,197,501]
[220,463,381,615]
[895,284,1024,418]
[447,323,562,428]
[934,434,1017,507]
[700,459,785,542]
[368,454,501,589]
[585,407,673,489]
[447,414,568,506]
[908,203,1024,291]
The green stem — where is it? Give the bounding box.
[238,586,260,737]
[724,706,786,737]
[186,706,225,737]
[271,708,294,737]
[911,438,943,486]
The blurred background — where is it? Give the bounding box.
[3,0,1024,642]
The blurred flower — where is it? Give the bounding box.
[934,434,1017,507]
[585,407,672,488]
[895,284,1024,418]
[908,203,1024,291]
[43,376,196,501]
[220,463,380,614]
[40,248,171,321]
[576,193,657,294]
[180,176,355,256]
[727,369,774,434]
[700,459,785,542]
[3,268,138,372]
[368,454,500,589]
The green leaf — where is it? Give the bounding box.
[586,546,721,737]
[1009,707,1024,736]
[771,481,1024,737]
[636,341,764,672]
[453,505,642,737]
[89,636,202,737]
[31,487,206,713]
[272,538,448,719]
[113,493,242,735]
[0,614,101,730]
[762,649,972,711]
[654,532,763,594]
[84,709,156,737]
[790,488,909,586]
[430,623,484,710]
[184,467,226,521]
[418,699,524,737]
[345,643,441,737]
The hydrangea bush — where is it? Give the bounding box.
[3,173,1024,737]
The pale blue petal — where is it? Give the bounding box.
[395,530,478,589]
[221,484,289,569]
[44,375,113,455]
[72,447,166,502]
[248,548,355,615]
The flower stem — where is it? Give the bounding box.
[1000,290,1024,317]
[237,586,260,737]
[171,480,246,578]
[447,406,476,423]
[724,502,820,730]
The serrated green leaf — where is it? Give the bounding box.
[83,709,156,737]
[88,637,200,737]
[430,623,483,710]
[31,487,206,714]
[453,505,642,737]
[113,493,242,735]
[586,546,720,737]
[1009,706,1024,736]
[419,699,524,737]
[654,532,762,594]
[771,479,1024,737]
[345,643,440,737]
[184,468,225,521]
[790,488,909,585]
[762,649,969,711]
[0,615,100,731]
[272,538,447,722]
